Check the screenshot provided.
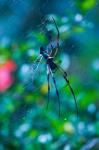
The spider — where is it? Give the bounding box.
[32,17,78,117]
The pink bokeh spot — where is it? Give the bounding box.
[0,60,16,92]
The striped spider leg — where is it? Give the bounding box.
[46,17,60,57]
[49,66,61,117]
[23,54,43,91]
[56,65,78,118]
[27,54,43,90]
[46,62,61,117]
[46,65,51,110]
[31,54,43,72]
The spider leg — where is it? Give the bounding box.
[23,55,43,91]
[48,17,60,58]
[32,55,43,71]
[57,65,78,118]
[52,17,60,39]
[50,67,61,117]
[46,65,51,110]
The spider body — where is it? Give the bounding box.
[40,46,57,70]
[47,58,57,70]
[33,17,78,117]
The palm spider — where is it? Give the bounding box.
[32,17,78,117]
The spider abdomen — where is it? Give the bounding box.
[47,58,57,70]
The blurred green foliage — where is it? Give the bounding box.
[0,0,99,149]
[77,0,96,12]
